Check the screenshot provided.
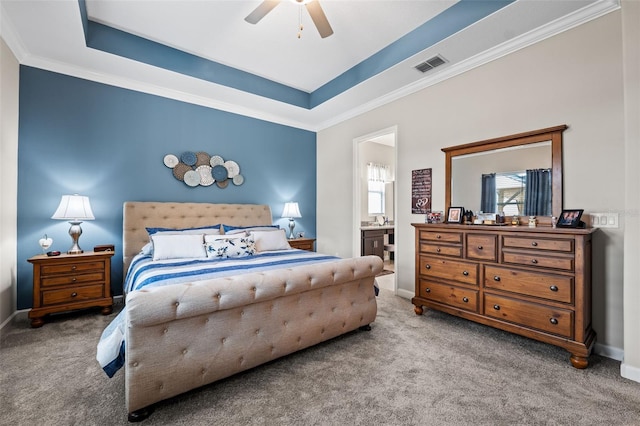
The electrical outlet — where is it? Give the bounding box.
[589,213,619,228]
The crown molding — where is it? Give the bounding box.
[0,4,29,63]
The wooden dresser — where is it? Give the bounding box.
[412,223,596,368]
[27,251,114,327]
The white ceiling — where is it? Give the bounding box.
[0,0,619,131]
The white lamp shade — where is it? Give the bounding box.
[51,195,95,221]
[281,202,301,218]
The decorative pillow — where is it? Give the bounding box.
[140,242,153,256]
[206,236,256,259]
[151,233,206,261]
[146,225,221,236]
[222,224,279,235]
[250,229,291,252]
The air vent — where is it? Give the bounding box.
[415,55,447,73]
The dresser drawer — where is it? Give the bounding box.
[502,236,573,253]
[42,284,105,306]
[419,243,462,257]
[41,272,105,287]
[419,230,462,244]
[41,261,105,276]
[419,256,478,285]
[484,294,574,338]
[502,252,574,271]
[419,280,478,312]
[466,234,497,261]
[484,265,573,304]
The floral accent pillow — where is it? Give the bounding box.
[206,237,256,258]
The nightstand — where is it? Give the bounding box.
[288,238,316,252]
[27,250,114,327]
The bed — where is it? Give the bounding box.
[97,201,382,421]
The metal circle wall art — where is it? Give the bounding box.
[164,152,244,188]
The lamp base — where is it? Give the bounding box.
[288,218,296,239]
[67,221,85,254]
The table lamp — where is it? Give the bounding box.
[52,194,95,254]
[281,202,301,239]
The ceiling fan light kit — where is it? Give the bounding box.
[245,0,334,39]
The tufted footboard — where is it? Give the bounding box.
[125,255,382,415]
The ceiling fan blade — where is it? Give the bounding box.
[305,1,333,38]
[245,0,281,24]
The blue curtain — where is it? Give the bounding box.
[480,173,496,213]
[524,169,552,216]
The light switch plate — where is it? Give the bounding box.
[589,213,619,228]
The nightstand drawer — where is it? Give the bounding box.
[42,272,105,287]
[41,261,105,276]
[42,284,105,306]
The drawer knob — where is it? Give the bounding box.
[550,285,559,292]
[493,276,501,282]
[531,242,538,247]
[425,264,431,270]
[436,235,441,239]
[425,288,431,293]
[477,245,483,250]
[531,259,538,264]
[71,266,77,270]
[549,318,558,325]
[71,292,78,298]
[462,297,469,303]
[493,304,500,311]
[71,278,77,282]
[462,271,469,276]
[436,248,441,253]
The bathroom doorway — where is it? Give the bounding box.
[353,126,397,292]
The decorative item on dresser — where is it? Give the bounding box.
[281,202,302,239]
[27,250,114,327]
[51,194,95,254]
[288,237,316,252]
[412,223,596,368]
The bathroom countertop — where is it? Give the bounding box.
[360,225,395,231]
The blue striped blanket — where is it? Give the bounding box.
[97,249,339,377]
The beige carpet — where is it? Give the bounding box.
[1,290,639,425]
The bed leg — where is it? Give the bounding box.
[359,324,372,331]
[128,406,154,422]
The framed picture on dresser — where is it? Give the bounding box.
[447,207,463,223]
[557,209,584,228]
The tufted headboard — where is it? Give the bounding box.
[122,201,273,276]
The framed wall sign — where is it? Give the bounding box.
[411,168,432,214]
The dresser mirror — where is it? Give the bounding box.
[443,125,567,222]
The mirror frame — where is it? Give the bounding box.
[443,125,567,221]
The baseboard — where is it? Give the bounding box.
[396,288,413,300]
[0,296,124,332]
[621,362,640,383]
[594,342,624,361]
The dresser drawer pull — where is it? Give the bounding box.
[436,235,441,239]
[549,318,558,325]
[493,304,500,311]
[425,288,431,293]
[462,297,469,303]
[436,248,441,253]
[425,264,431,270]
[493,276,501,282]
[477,245,483,250]
[531,242,538,247]
[550,285,559,292]
[462,271,469,276]
[72,266,77,270]
[71,278,77,282]
[71,292,78,298]
[531,259,538,264]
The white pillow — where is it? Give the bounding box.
[250,229,291,252]
[223,226,280,235]
[151,233,206,261]
[205,237,256,258]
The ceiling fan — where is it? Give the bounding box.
[245,0,334,38]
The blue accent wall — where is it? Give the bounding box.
[16,66,316,309]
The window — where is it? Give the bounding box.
[367,163,389,216]
[495,172,525,216]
